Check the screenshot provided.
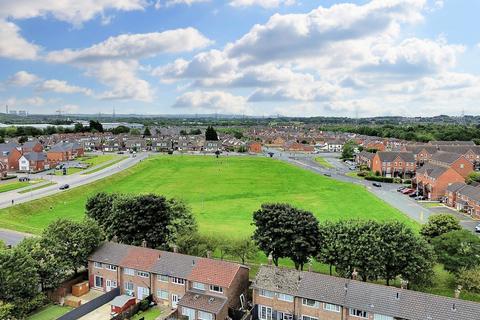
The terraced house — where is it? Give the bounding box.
[371,152,416,178]
[446,183,480,219]
[88,242,249,320]
[252,265,480,320]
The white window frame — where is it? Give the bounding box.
[277,312,293,320]
[172,277,185,285]
[137,271,150,278]
[277,293,293,302]
[301,315,318,320]
[259,289,274,298]
[124,268,135,276]
[105,264,117,271]
[302,298,319,308]
[94,275,103,288]
[209,285,223,293]
[349,309,369,318]
[373,315,394,320]
[323,303,341,313]
[198,311,213,320]
[259,305,272,320]
[94,262,103,269]
[157,275,169,282]
[157,289,169,300]
[193,282,206,290]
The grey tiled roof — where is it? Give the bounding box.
[447,182,467,193]
[89,242,130,266]
[152,251,199,279]
[405,145,439,155]
[357,151,375,160]
[457,185,480,202]
[416,163,448,179]
[430,141,475,146]
[377,152,415,163]
[255,265,480,320]
[251,265,301,296]
[177,290,227,314]
[24,152,46,161]
[431,151,463,165]
[438,145,480,155]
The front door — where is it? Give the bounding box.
[172,294,179,308]
[94,275,104,289]
[137,286,149,300]
[106,279,117,292]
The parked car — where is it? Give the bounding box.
[415,195,426,200]
[19,177,30,182]
[475,224,480,233]
[401,188,415,194]
[372,182,382,188]
[397,186,407,192]
[323,173,331,177]
[405,189,417,196]
[59,184,70,190]
[409,192,419,198]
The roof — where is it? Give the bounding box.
[22,140,40,149]
[0,142,19,153]
[357,151,375,160]
[110,295,135,307]
[177,290,228,314]
[377,151,415,163]
[431,151,463,165]
[152,251,199,279]
[447,182,467,193]
[188,258,242,288]
[417,163,449,179]
[438,145,480,155]
[255,265,480,320]
[251,265,301,296]
[404,145,439,155]
[119,246,161,272]
[430,141,475,146]
[88,242,130,266]
[24,152,46,161]
[456,185,480,202]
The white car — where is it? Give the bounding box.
[475,224,480,233]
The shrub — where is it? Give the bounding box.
[420,214,462,240]
[393,178,402,184]
[403,179,412,185]
[357,171,369,177]
[458,267,480,293]
[139,298,149,311]
[365,176,394,183]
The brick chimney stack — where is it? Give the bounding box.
[141,239,147,247]
[454,285,462,299]
[172,244,178,253]
[207,250,212,259]
[351,268,358,281]
[267,252,273,266]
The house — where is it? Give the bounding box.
[47,142,85,164]
[404,145,439,166]
[251,265,480,320]
[18,152,47,172]
[355,151,375,169]
[429,152,473,178]
[152,138,174,152]
[283,142,314,153]
[110,295,136,315]
[204,140,221,152]
[125,139,146,152]
[270,137,286,147]
[88,242,249,320]
[325,139,344,153]
[7,147,23,171]
[415,163,465,200]
[371,152,416,178]
[429,140,476,146]
[446,183,480,219]
[248,142,263,154]
[21,140,43,153]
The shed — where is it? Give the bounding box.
[110,295,136,314]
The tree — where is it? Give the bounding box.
[228,238,258,264]
[18,136,28,144]
[42,218,104,274]
[189,128,202,135]
[205,126,218,141]
[420,214,462,240]
[130,128,141,135]
[466,172,480,185]
[89,120,104,132]
[317,222,340,275]
[341,140,358,160]
[176,232,217,257]
[87,193,197,249]
[112,125,130,134]
[252,203,320,269]
[143,127,152,136]
[432,229,480,273]
[458,267,480,293]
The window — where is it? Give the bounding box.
[302,316,317,320]
[172,277,185,285]
[124,268,135,276]
[302,298,319,308]
[105,264,117,271]
[259,305,272,320]
[460,164,465,169]
[349,309,368,318]
[157,289,169,300]
[125,282,134,291]
[277,293,293,302]
[210,285,223,293]
[137,271,150,278]
[157,275,169,282]
[278,312,293,320]
[94,275,103,288]
[373,315,394,320]
[198,311,213,320]
[323,303,341,312]
[94,262,103,269]
[259,289,274,298]
[193,282,206,290]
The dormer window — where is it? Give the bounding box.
[193,282,206,290]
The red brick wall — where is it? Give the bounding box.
[8,148,22,170]
[451,157,474,178]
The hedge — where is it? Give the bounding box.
[365,176,394,183]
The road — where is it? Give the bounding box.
[265,148,479,231]
[0,152,149,245]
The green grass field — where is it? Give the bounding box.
[18,182,57,194]
[0,179,44,193]
[26,304,72,320]
[81,156,127,175]
[0,155,417,236]
[314,156,334,168]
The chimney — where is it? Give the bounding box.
[141,239,147,248]
[267,252,273,266]
[400,279,409,290]
[172,244,178,253]
[112,235,118,243]
[308,262,313,272]
[207,250,212,259]
[351,268,358,281]
[454,285,462,299]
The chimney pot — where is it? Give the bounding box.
[172,244,178,253]
[351,268,358,281]
[207,250,212,259]
[267,252,273,266]
[141,239,147,248]
[454,285,462,299]
[112,236,118,243]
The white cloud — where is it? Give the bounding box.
[40,79,93,95]
[230,0,295,8]
[4,96,46,107]
[61,104,80,113]
[173,90,250,113]
[47,28,212,64]
[164,0,210,7]
[0,20,39,60]
[7,71,39,86]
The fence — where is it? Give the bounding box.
[57,287,120,320]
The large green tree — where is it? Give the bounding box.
[42,218,104,274]
[229,238,258,265]
[205,126,219,141]
[87,193,197,249]
[341,140,358,160]
[432,229,480,273]
[420,213,462,240]
[252,203,320,269]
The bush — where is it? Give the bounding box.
[357,171,369,177]
[420,214,462,240]
[139,299,149,311]
[403,179,412,185]
[458,267,480,293]
[393,178,402,184]
[365,176,394,183]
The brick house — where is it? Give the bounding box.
[429,152,474,178]
[47,142,85,165]
[355,151,375,169]
[18,152,47,172]
[283,142,314,153]
[446,183,480,219]
[248,142,263,153]
[21,140,44,153]
[252,265,480,320]
[371,152,416,178]
[429,140,476,146]
[88,242,249,320]
[404,145,439,166]
[7,147,23,171]
[415,163,465,200]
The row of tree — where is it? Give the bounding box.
[0,219,103,319]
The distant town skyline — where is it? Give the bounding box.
[0,0,479,117]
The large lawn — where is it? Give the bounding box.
[0,155,417,236]
[27,304,72,320]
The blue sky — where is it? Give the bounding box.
[0,0,479,117]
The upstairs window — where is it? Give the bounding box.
[93,262,103,269]
[302,298,319,308]
[193,282,206,290]
[209,285,223,293]
[172,277,185,285]
[278,293,293,302]
[349,309,368,318]
[259,289,274,298]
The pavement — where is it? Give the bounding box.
[264,148,480,232]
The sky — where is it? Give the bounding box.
[0,0,479,117]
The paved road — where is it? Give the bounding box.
[0,152,149,245]
[264,148,479,231]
